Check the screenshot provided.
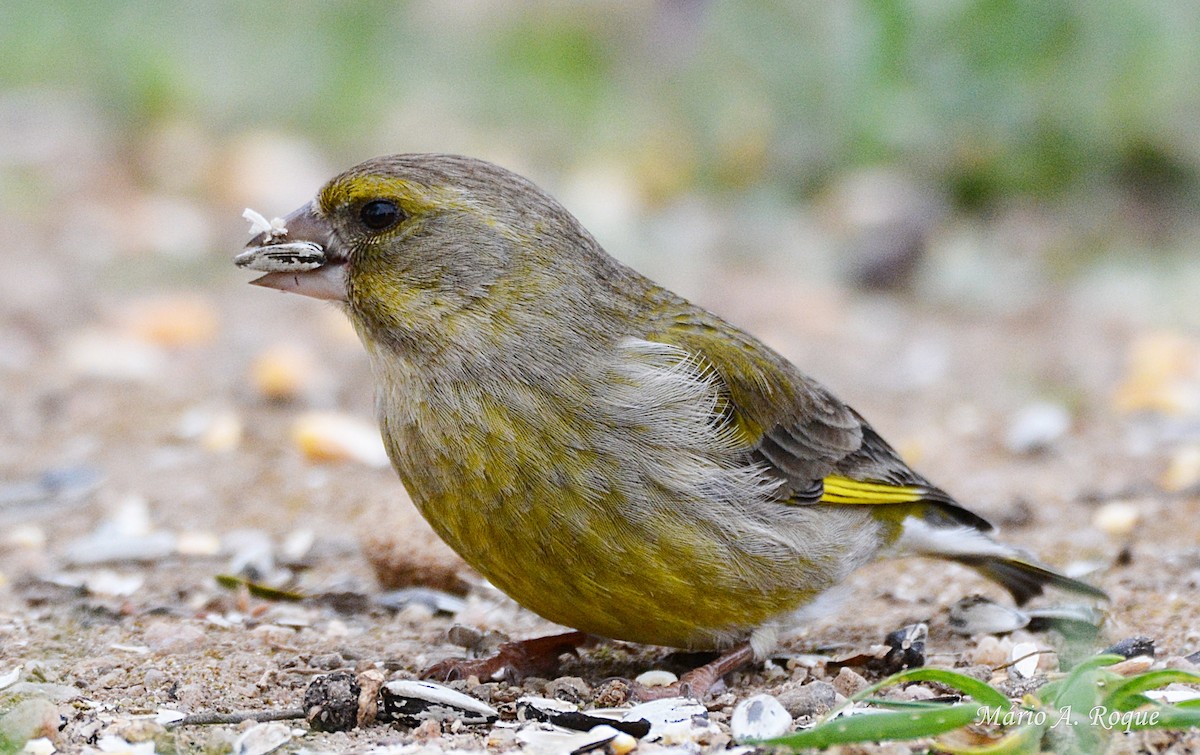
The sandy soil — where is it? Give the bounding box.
[1,238,1199,753]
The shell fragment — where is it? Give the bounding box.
[731,693,793,742]
[379,679,498,726]
[235,241,327,273]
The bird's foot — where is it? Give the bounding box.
[631,643,756,701]
[422,630,592,684]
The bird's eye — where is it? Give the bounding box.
[359,199,404,231]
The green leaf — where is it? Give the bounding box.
[1104,670,1200,711]
[848,667,1012,710]
[214,574,306,602]
[1129,705,1200,730]
[1040,654,1123,711]
[759,704,984,749]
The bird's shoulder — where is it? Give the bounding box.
[640,301,979,524]
[643,304,860,485]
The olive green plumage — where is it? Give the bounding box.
[240,154,1104,652]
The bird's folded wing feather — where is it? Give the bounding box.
[654,316,992,530]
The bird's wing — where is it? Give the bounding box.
[653,314,992,531]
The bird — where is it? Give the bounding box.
[235,153,1105,696]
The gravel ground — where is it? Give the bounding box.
[2,218,1199,753]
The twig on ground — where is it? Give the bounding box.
[169,708,306,727]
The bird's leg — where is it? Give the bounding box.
[632,642,757,700]
[422,630,593,683]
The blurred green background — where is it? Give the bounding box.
[3,0,1199,320]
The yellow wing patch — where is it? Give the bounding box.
[819,475,925,504]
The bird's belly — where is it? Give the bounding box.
[407,479,881,649]
[376,370,885,649]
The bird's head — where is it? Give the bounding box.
[237,154,607,353]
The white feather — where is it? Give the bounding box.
[892,518,1015,559]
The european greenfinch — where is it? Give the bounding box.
[236,154,1104,692]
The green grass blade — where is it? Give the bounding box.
[1104,670,1200,710]
[1040,654,1123,712]
[214,574,306,601]
[849,667,1012,710]
[858,698,970,710]
[1120,704,1200,731]
[759,704,984,749]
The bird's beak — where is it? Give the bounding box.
[235,202,348,301]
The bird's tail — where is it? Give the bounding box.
[953,553,1107,605]
[895,517,1106,605]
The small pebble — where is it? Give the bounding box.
[1008,642,1041,679]
[1162,445,1200,492]
[730,694,792,742]
[0,697,60,744]
[250,344,319,402]
[1109,656,1154,676]
[176,530,221,557]
[634,669,678,687]
[895,684,938,701]
[592,678,630,707]
[0,665,20,689]
[831,666,868,697]
[1164,656,1199,672]
[142,669,168,688]
[971,635,1014,667]
[232,721,292,755]
[776,680,837,718]
[291,412,389,467]
[144,621,206,654]
[1005,402,1070,454]
[199,410,243,452]
[254,624,299,648]
[84,570,144,597]
[121,294,219,347]
[1092,500,1141,537]
[304,671,361,732]
[307,653,346,670]
[61,330,165,382]
[1104,636,1155,659]
[1112,331,1200,415]
[411,717,441,740]
[65,531,177,566]
[223,528,276,578]
[543,676,590,703]
[609,731,638,755]
[22,737,56,754]
[94,735,158,754]
[280,528,315,562]
[154,708,186,725]
[356,669,385,728]
[5,524,46,550]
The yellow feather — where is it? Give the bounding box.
[820,475,924,504]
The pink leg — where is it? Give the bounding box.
[633,643,756,700]
[423,630,592,683]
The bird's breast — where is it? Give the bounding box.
[367,342,885,647]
